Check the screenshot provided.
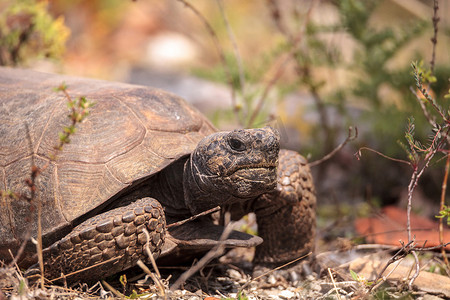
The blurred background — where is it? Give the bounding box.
[1,0,450,249]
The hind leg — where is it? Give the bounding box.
[27,197,165,283]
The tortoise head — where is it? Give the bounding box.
[184,126,280,214]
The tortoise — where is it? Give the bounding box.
[0,67,316,283]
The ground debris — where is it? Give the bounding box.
[2,244,449,299]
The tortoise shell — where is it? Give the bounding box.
[0,67,216,257]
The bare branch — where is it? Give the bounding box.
[167,206,220,228]
[309,126,358,167]
[216,0,246,95]
[409,86,436,127]
[246,0,318,127]
[170,214,234,291]
[239,252,312,294]
[175,0,241,124]
[369,240,415,292]
[430,0,439,73]
[355,147,411,166]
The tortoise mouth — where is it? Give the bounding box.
[226,163,277,177]
[227,165,277,184]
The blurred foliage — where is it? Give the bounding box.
[189,0,450,205]
[0,0,70,66]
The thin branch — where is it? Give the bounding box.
[355,147,411,166]
[370,258,403,292]
[406,144,439,242]
[309,126,357,167]
[238,252,312,294]
[170,217,234,291]
[369,240,415,292]
[412,63,445,119]
[167,206,220,228]
[430,0,439,73]
[246,0,317,127]
[409,86,436,127]
[175,0,241,125]
[328,268,342,300]
[216,0,246,95]
[409,251,420,289]
[266,0,294,40]
[101,280,125,298]
[49,257,121,282]
[142,228,162,280]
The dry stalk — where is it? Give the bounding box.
[370,257,403,292]
[327,268,342,300]
[175,0,240,124]
[309,127,358,167]
[170,213,234,291]
[48,257,120,283]
[238,252,312,294]
[368,240,450,292]
[355,148,411,166]
[167,206,220,229]
[429,0,439,73]
[101,280,125,298]
[216,0,245,96]
[136,260,166,299]
[368,240,414,292]
[405,147,439,288]
[141,228,166,298]
[246,0,318,128]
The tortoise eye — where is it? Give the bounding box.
[228,137,246,151]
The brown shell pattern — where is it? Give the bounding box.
[0,67,216,254]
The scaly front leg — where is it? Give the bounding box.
[228,149,316,266]
[253,149,316,265]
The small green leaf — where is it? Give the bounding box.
[350,269,359,281]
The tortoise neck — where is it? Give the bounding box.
[150,158,191,220]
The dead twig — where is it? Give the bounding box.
[309,126,357,167]
[48,257,121,283]
[369,239,450,293]
[167,206,220,229]
[170,213,234,291]
[355,147,411,166]
[141,228,166,299]
[175,0,240,125]
[328,268,342,300]
[429,0,439,73]
[409,86,436,127]
[216,0,245,96]
[246,0,317,128]
[238,252,312,294]
[369,240,415,292]
[101,280,125,299]
[136,260,166,299]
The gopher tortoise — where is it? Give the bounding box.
[0,67,315,283]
